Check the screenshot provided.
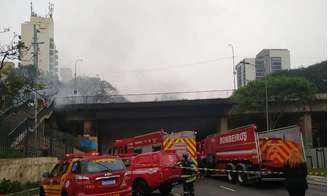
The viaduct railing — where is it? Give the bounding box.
[54,89,234,105]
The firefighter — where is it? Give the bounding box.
[177,153,197,196]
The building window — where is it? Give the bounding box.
[255,60,265,79]
[237,65,242,88]
[271,57,282,73]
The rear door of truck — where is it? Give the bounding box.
[257,125,305,169]
[163,131,197,165]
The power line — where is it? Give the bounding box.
[106,56,232,75]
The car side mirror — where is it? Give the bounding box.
[124,160,131,167]
[42,172,51,178]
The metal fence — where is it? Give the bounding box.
[305,147,327,169]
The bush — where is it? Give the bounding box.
[308,168,326,177]
[0,147,25,158]
[0,178,39,194]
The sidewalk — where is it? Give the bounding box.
[307,175,327,187]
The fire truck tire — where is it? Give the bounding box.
[226,164,237,184]
[236,166,248,185]
[133,180,151,196]
[159,183,173,194]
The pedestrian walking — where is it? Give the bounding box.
[283,149,308,196]
[177,153,197,196]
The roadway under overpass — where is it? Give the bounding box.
[54,98,233,153]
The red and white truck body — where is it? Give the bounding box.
[199,124,305,184]
[112,130,197,165]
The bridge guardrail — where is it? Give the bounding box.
[55,90,234,105]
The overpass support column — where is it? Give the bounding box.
[298,112,313,148]
[218,116,228,134]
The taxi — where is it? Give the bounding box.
[40,153,132,196]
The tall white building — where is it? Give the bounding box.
[236,58,256,88]
[20,3,58,76]
[60,67,73,82]
[255,49,290,80]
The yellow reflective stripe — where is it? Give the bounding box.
[164,138,173,150]
[187,145,196,157]
[184,138,196,153]
[163,138,170,148]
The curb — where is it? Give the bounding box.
[307,176,326,187]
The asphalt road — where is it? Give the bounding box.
[152,176,326,196]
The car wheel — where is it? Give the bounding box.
[133,180,151,196]
[159,183,173,195]
[39,187,45,196]
[61,191,68,196]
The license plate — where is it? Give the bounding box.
[102,179,116,185]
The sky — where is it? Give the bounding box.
[0,0,327,94]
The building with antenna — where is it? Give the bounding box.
[20,2,58,76]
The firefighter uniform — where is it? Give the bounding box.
[178,154,197,196]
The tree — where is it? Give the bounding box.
[273,61,326,93]
[232,76,317,129]
[0,30,26,75]
[0,65,44,110]
[57,76,126,102]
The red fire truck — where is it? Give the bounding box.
[112,130,197,165]
[198,124,305,184]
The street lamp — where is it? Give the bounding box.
[74,58,83,95]
[241,60,269,131]
[228,44,236,90]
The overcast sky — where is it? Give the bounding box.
[1,0,326,94]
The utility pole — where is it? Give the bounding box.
[74,59,83,95]
[228,44,236,90]
[265,75,269,131]
[34,91,38,145]
[32,24,38,71]
[241,60,270,130]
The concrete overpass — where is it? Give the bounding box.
[54,97,233,153]
[53,93,326,153]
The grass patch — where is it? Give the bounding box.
[0,179,39,194]
[308,168,327,177]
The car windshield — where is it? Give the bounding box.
[80,158,125,174]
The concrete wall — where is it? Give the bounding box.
[0,157,57,183]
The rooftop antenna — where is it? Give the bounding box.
[48,2,54,18]
[30,2,35,16]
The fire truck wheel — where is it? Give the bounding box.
[237,172,248,185]
[236,164,248,185]
[133,180,151,196]
[226,165,237,184]
[159,183,173,194]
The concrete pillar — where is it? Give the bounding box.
[298,112,313,148]
[218,116,228,134]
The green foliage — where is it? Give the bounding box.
[232,76,317,113]
[308,168,327,177]
[273,61,326,93]
[0,147,25,158]
[0,179,39,194]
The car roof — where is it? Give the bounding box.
[79,155,121,161]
